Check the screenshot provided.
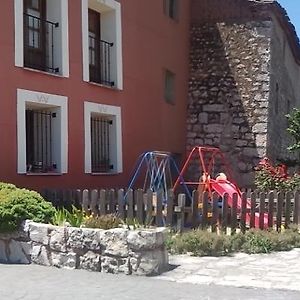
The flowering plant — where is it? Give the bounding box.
[254,157,300,192]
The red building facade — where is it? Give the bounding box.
[0,0,190,190]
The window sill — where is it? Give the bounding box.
[25,172,63,176]
[87,80,122,91]
[19,66,67,78]
[90,172,120,176]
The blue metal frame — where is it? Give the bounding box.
[124,151,191,203]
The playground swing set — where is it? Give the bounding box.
[126,146,268,228]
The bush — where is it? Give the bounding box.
[254,158,300,192]
[0,182,17,191]
[241,229,275,254]
[286,108,300,153]
[82,214,122,230]
[0,184,56,233]
[167,230,232,256]
[166,227,300,256]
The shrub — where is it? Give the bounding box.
[167,230,232,256]
[166,227,300,256]
[82,214,122,230]
[0,185,56,233]
[241,229,275,254]
[286,108,300,153]
[0,182,17,192]
[254,158,300,192]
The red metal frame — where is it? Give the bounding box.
[173,146,237,193]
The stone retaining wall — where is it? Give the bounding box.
[0,221,168,276]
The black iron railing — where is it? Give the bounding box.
[89,35,114,86]
[23,13,59,73]
[91,116,113,173]
[26,110,56,173]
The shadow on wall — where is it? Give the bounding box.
[186,21,271,188]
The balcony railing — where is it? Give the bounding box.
[23,13,59,73]
[89,36,114,87]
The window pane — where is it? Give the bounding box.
[91,115,112,173]
[31,0,40,10]
[26,109,54,173]
[164,70,175,104]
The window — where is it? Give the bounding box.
[82,0,123,89]
[91,115,113,173]
[163,0,178,20]
[26,109,56,172]
[17,89,68,174]
[164,70,176,104]
[84,102,122,174]
[15,0,69,76]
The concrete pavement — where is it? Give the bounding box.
[2,248,300,299]
[0,264,300,300]
[156,248,300,292]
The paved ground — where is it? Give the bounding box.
[156,248,300,292]
[1,249,300,299]
[0,264,300,300]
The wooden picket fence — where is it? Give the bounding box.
[41,188,300,233]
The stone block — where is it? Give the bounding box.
[255,134,267,147]
[238,162,247,172]
[202,104,224,112]
[203,124,223,133]
[0,230,27,241]
[187,132,197,138]
[0,240,8,263]
[29,222,50,245]
[49,226,67,252]
[79,251,101,272]
[130,249,169,276]
[99,228,129,257]
[253,123,267,134]
[31,244,50,266]
[254,108,268,116]
[240,172,255,187]
[198,112,208,123]
[236,140,248,147]
[243,147,259,157]
[231,125,239,133]
[67,227,101,253]
[101,256,130,274]
[51,252,77,269]
[127,228,166,251]
[8,240,31,264]
[195,138,204,145]
[193,124,202,132]
[257,147,267,157]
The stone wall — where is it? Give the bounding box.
[267,15,300,166]
[187,21,272,186]
[187,0,300,186]
[0,221,168,276]
[190,0,271,23]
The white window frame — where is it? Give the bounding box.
[81,0,123,89]
[17,88,68,174]
[84,101,123,174]
[14,0,69,77]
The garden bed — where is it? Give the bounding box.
[0,221,168,276]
